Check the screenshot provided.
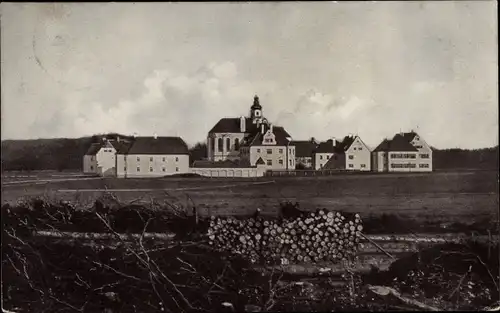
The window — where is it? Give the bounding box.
[353,147,357,151]
[175,157,179,162]
[289,159,292,166]
[320,155,323,160]
[226,138,231,151]
[279,159,283,165]
[348,164,354,168]
[420,154,429,159]
[137,157,140,161]
[210,137,215,152]
[267,149,272,154]
[150,157,153,162]
[349,155,354,160]
[359,147,362,150]
[279,149,283,154]
[137,166,140,172]
[124,167,126,171]
[90,165,94,170]
[257,149,261,153]
[267,160,272,166]
[162,157,166,162]
[162,167,166,172]
[419,164,429,168]
[235,138,240,150]
[150,167,153,172]
[176,167,179,172]
[361,164,366,168]
[327,155,330,159]
[218,138,223,152]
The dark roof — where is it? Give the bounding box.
[109,140,133,154]
[337,136,356,151]
[373,139,391,152]
[208,117,259,134]
[192,159,254,168]
[256,157,265,165]
[251,95,262,110]
[125,137,189,155]
[85,143,102,156]
[247,126,293,146]
[397,131,418,142]
[291,141,317,157]
[373,135,418,152]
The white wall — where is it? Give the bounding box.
[250,145,295,170]
[313,152,334,170]
[345,137,371,171]
[95,146,117,176]
[208,133,247,161]
[190,167,267,177]
[116,154,189,178]
[83,155,97,174]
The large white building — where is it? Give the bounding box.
[83,136,190,177]
[372,131,433,172]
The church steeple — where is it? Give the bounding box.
[250,95,263,123]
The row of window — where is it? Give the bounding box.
[390,153,430,159]
[103,149,113,152]
[319,154,338,160]
[125,167,179,172]
[347,164,366,168]
[264,159,294,166]
[212,137,240,152]
[255,148,293,155]
[135,156,179,162]
[391,163,417,168]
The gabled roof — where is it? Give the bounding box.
[109,140,133,154]
[256,157,265,165]
[247,126,293,146]
[314,139,344,153]
[208,117,259,134]
[373,135,418,152]
[396,131,418,143]
[125,137,189,155]
[338,135,356,151]
[291,140,317,157]
[85,143,102,156]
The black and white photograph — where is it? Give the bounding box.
[1,2,499,312]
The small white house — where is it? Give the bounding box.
[83,140,117,176]
[343,135,372,171]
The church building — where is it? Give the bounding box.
[206,95,295,170]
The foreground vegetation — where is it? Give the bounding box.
[2,197,499,312]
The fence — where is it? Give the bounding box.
[265,169,358,177]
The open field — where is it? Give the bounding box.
[2,170,498,228]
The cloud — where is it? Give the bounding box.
[0,2,497,149]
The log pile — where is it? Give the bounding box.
[208,210,363,265]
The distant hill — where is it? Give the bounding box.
[1,134,207,171]
[0,136,497,172]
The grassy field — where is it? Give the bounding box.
[2,170,498,227]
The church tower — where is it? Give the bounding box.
[250,95,263,124]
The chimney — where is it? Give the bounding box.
[153,133,158,139]
[117,136,120,143]
[261,123,265,134]
[330,137,336,146]
[240,116,246,133]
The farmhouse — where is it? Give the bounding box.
[372,131,433,172]
[314,135,372,171]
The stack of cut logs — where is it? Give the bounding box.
[208,210,363,265]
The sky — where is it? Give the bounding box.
[1,2,498,149]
